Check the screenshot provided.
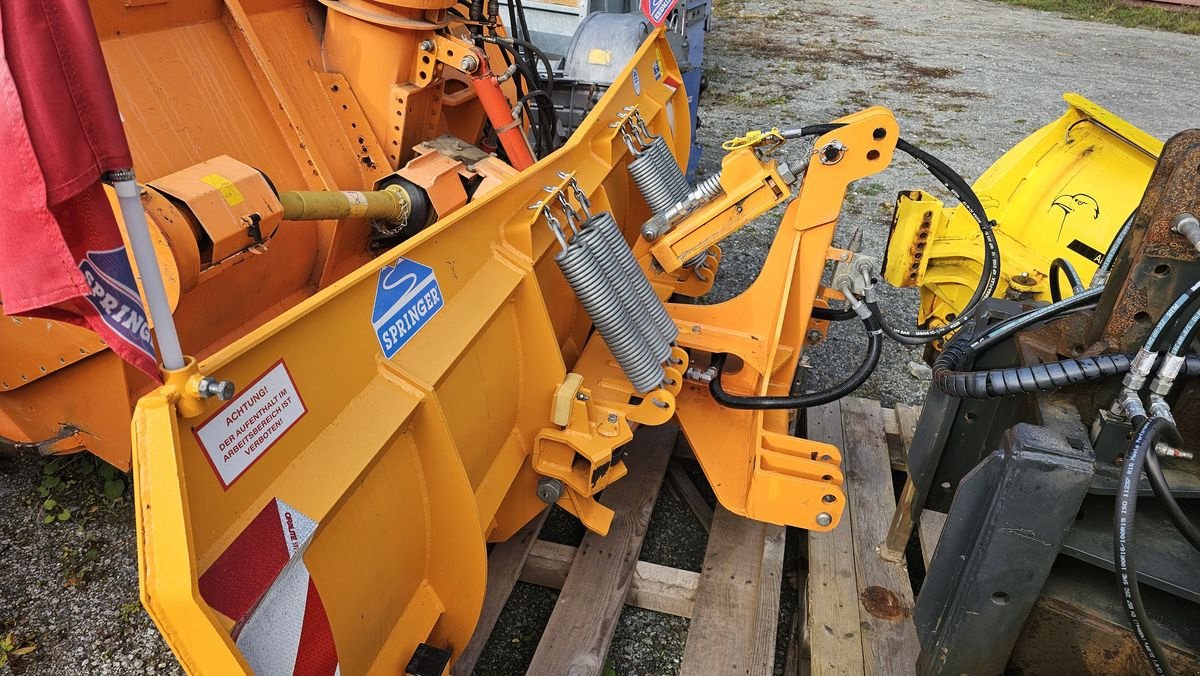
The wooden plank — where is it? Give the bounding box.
[918,510,947,569]
[840,398,920,675]
[804,400,865,676]
[893,404,921,456]
[882,404,923,558]
[882,407,906,472]
[452,508,549,675]
[518,539,701,618]
[750,524,787,675]
[679,506,785,676]
[666,459,714,532]
[526,423,676,676]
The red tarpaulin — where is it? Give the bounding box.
[0,0,158,379]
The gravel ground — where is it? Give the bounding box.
[3,1,1200,674]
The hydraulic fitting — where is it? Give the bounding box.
[1113,389,1146,421]
[1172,212,1200,253]
[1148,393,1175,423]
[1121,348,1158,392]
[1148,353,1186,396]
[1155,442,1194,461]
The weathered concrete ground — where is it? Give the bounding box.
[3,1,1199,673]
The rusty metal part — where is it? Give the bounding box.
[1089,130,1200,353]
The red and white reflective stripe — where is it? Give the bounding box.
[198,498,338,674]
[236,552,339,676]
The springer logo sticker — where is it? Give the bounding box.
[371,257,444,359]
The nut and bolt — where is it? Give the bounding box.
[1172,212,1200,252]
[691,324,702,334]
[815,512,833,527]
[607,413,619,424]
[419,39,435,52]
[807,329,823,344]
[197,376,235,400]
[459,55,480,73]
[536,477,564,504]
[576,392,590,401]
[818,140,846,165]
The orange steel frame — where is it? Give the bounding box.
[0,0,507,468]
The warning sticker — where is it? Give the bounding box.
[640,0,678,27]
[200,173,245,207]
[194,360,308,489]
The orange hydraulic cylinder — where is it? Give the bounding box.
[470,63,536,170]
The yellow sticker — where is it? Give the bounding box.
[200,173,245,207]
[587,48,612,66]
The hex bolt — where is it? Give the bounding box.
[459,54,480,73]
[807,329,823,344]
[607,413,619,424]
[815,512,833,527]
[197,376,235,401]
[419,39,435,52]
[1172,212,1200,253]
[576,392,590,401]
[536,477,564,504]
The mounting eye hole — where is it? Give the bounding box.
[872,127,887,140]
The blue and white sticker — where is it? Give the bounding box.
[631,68,642,96]
[78,247,155,360]
[371,257,444,358]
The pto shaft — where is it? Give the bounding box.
[278,184,411,224]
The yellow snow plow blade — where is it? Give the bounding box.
[884,93,1162,331]
[130,33,690,674]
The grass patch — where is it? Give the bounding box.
[996,0,1200,35]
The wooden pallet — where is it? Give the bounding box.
[453,396,1197,675]
[453,423,787,676]
[802,397,1200,676]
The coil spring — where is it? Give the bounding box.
[576,227,671,365]
[556,235,665,394]
[629,136,691,215]
[587,212,679,350]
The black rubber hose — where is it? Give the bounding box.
[1097,212,1135,276]
[709,314,883,410]
[1115,416,1180,676]
[970,286,1104,353]
[1144,450,1200,553]
[781,124,1001,344]
[812,305,857,321]
[932,339,1131,398]
[1049,257,1084,303]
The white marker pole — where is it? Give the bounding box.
[107,168,186,371]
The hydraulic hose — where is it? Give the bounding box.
[1094,212,1135,285]
[1142,279,1200,354]
[1144,450,1200,553]
[1115,416,1180,676]
[932,339,1132,399]
[1049,257,1084,302]
[970,286,1104,353]
[812,305,857,322]
[709,313,883,410]
[781,124,1001,344]
[1167,300,1200,357]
